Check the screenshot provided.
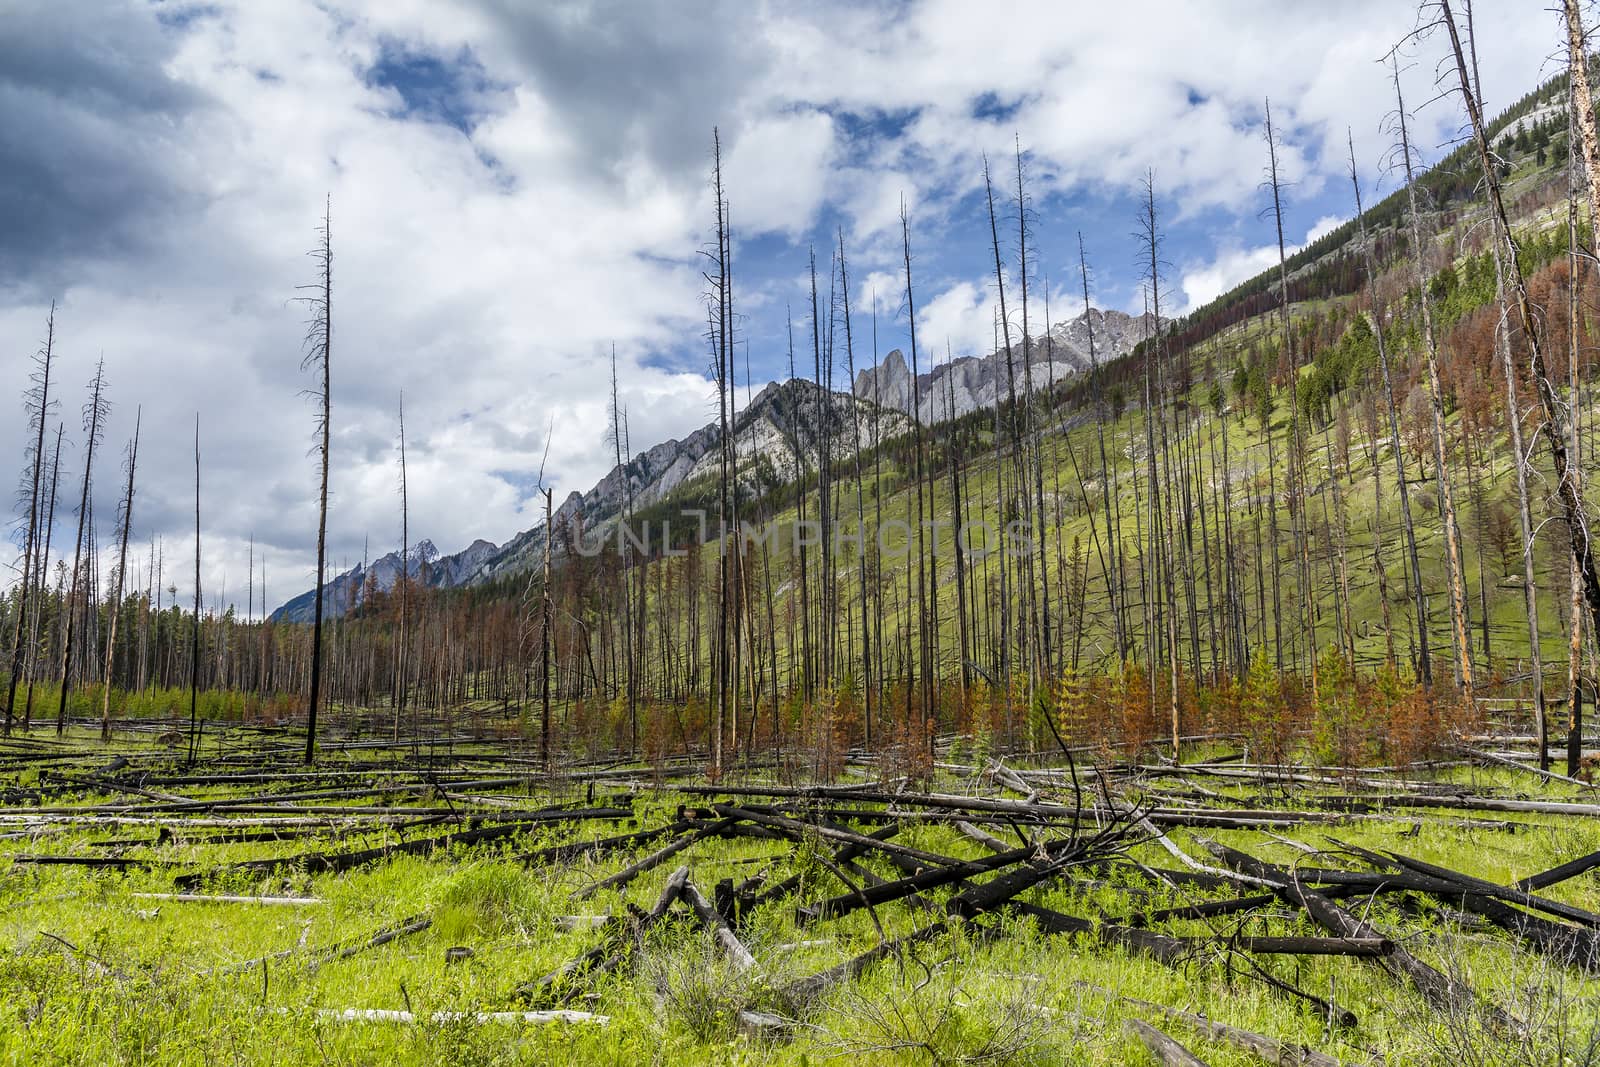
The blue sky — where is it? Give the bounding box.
[0,0,1559,612]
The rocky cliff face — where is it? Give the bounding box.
[853,307,1156,421]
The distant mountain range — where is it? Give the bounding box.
[272,374,907,621]
[270,306,1144,622]
[269,538,498,624]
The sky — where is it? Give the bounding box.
[0,0,1562,616]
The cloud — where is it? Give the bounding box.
[0,1,208,293]
[722,109,837,238]
[1177,215,1350,313]
[0,0,1555,614]
[918,281,994,362]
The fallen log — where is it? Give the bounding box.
[947,858,1077,920]
[1383,850,1600,928]
[516,820,684,867]
[1204,841,1517,1031]
[1221,935,1390,958]
[954,820,1013,854]
[175,809,630,889]
[308,914,432,974]
[1080,984,1346,1067]
[1335,842,1600,974]
[573,819,731,901]
[207,913,431,977]
[776,921,948,1011]
[681,878,756,972]
[293,1008,606,1025]
[11,854,161,869]
[1005,901,1190,965]
[1125,1017,1211,1066]
[131,893,324,907]
[702,804,959,870]
[746,822,903,912]
[797,839,1074,926]
[516,865,688,1006]
[1328,793,1600,818]
[1515,849,1600,892]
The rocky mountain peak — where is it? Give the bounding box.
[854,306,1156,421]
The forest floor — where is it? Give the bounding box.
[0,719,1596,1065]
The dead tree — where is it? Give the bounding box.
[1566,56,1587,772]
[1391,56,1475,700]
[394,396,409,744]
[26,423,63,727]
[5,304,54,734]
[838,230,875,740]
[541,487,554,771]
[100,408,140,741]
[609,348,637,753]
[1015,141,1049,677]
[901,198,933,720]
[56,360,109,735]
[1458,9,1545,763]
[1140,175,1181,761]
[188,416,201,763]
[1347,130,1431,685]
[1441,0,1600,770]
[1565,0,1600,230]
[1080,238,1128,662]
[1563,0,1598,770]
[1265,100,1319,684]
[299,198,333,764]
[983,160,1018,713]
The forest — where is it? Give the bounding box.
[4,2,1600,1065]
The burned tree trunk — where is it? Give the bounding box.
[100,409,140,741]
[5,304,54,735]
[300,198,333,764]
[57,360,109,736]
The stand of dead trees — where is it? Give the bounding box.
[8,12,1600,779]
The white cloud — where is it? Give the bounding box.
[1306,213,1345,243]
[918,281,996,361]
[723,110,837,238]
[1177,216,1348,313]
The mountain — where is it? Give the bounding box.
[271,375,909,618]
[270,537,498,623]
[464,376,911,582]
[853,307,1155,420]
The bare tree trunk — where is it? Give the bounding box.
[901,200,932,720]
[1441,0,1600,768]
[395,397,408,744]
[1563,0,1598,771]
[189,416,201,763]
[1392,57,1474,701]
[1347,130,1431,685]
[1016,142,1050,678]
[838,231,875,732]
[1141,176,1181,762]
[5,304,53,734]
[1565,70,1587,772]
[302,199,333,764]
[27,424,63,728]
[1082,240,1129,664]
[541,488,553,771]
[100,409,140,741]
[1266,102,1318,688]
[57,360,109,735]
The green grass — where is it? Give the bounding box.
[0,731,1596,1064]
